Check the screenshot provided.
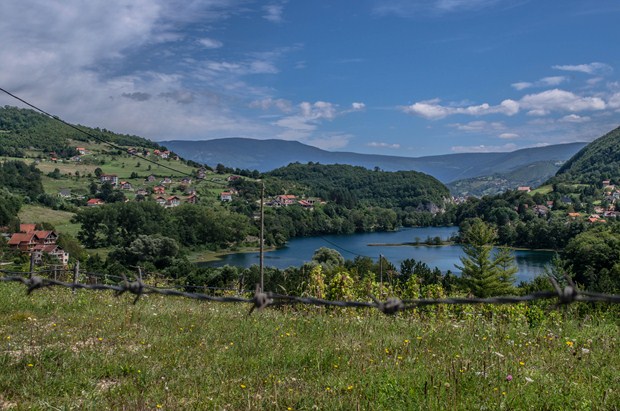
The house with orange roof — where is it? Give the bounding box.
[8,232,37,251]
[87,198,105,206]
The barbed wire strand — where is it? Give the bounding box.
[2,270,620,316]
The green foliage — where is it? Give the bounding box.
[72,202,251,252]
[551,126,620,185]
[327,269,355,301]
[267,162,450,210]
[304,265,327,299]
[456,220,517,297]
[0,189,22,226]
[562,226,620,293]
[109,234,181,269]
[312,247,344,269]
[0,160,44,199]
[0,105,162,153]
[57,233,88,262]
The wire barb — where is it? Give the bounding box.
[249,284,272,314]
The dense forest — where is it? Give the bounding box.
[550,126,620,185]
[267,163,450,210]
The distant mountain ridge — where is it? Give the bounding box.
[163,138,587,183]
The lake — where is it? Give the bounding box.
[205,227,555,283]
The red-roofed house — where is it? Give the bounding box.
[8,232,37,251]
[87,198,105,206]
[517,186,531,193]
[275,194,297,206]
[186,194,198,204]
[166,196,181,208]
[34,231,58,245]
[220,191,233,202]
[153,186,165,195]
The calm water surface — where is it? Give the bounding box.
[206,227,554,283]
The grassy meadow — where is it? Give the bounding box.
[0,283,618,410]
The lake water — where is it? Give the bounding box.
[205,227,555,283]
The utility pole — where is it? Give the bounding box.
[260,180,265,292]
[379,253,383,296]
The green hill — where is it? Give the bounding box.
[550,126,620,185]
[0,105,163,156]
[266,162,450,210]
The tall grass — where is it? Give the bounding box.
[0,284,618,410]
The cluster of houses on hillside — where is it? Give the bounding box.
[4,224,69,266]
[219,190,325,209]
[79,173,200,208]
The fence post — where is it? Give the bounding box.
[73,261,80,294]
[29,252,35,279]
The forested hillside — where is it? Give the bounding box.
[266,163,450,210]
[0,105,163,156]
[550,126,620,184]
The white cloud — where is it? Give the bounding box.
[204,59,279,75]
[552,62,613,75]
[499,133,519,139]
[249,98,293,112]
[263,4,284,22]
[520,89,606,113]
[352,102,366,110]
[608,92,620,109]
[373,0,513,17]
[299,101,337,120]
[367,142,401,149]
[511,76,567,90]
[198,38,223,49]
[511,82,532,91]
[541,76,567,86]
[559,114,590,123]
[273,101,361,147]
[307,133,353,150]
[0,0,282,141]
[451,120,505,132]
[451,143,518,153]
[402,98,519,119]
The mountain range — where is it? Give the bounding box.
[162,138,586,185]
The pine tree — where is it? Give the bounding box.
[456,219,517,297]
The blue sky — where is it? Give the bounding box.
[2,0,620,156]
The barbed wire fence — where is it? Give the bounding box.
[1,262,620,315]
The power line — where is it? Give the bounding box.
[0,87,193,177]
[319,236,372,258]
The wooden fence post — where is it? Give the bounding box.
[73,261,80,294]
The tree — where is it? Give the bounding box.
[312,247,344,269]
[456,219,517,297]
